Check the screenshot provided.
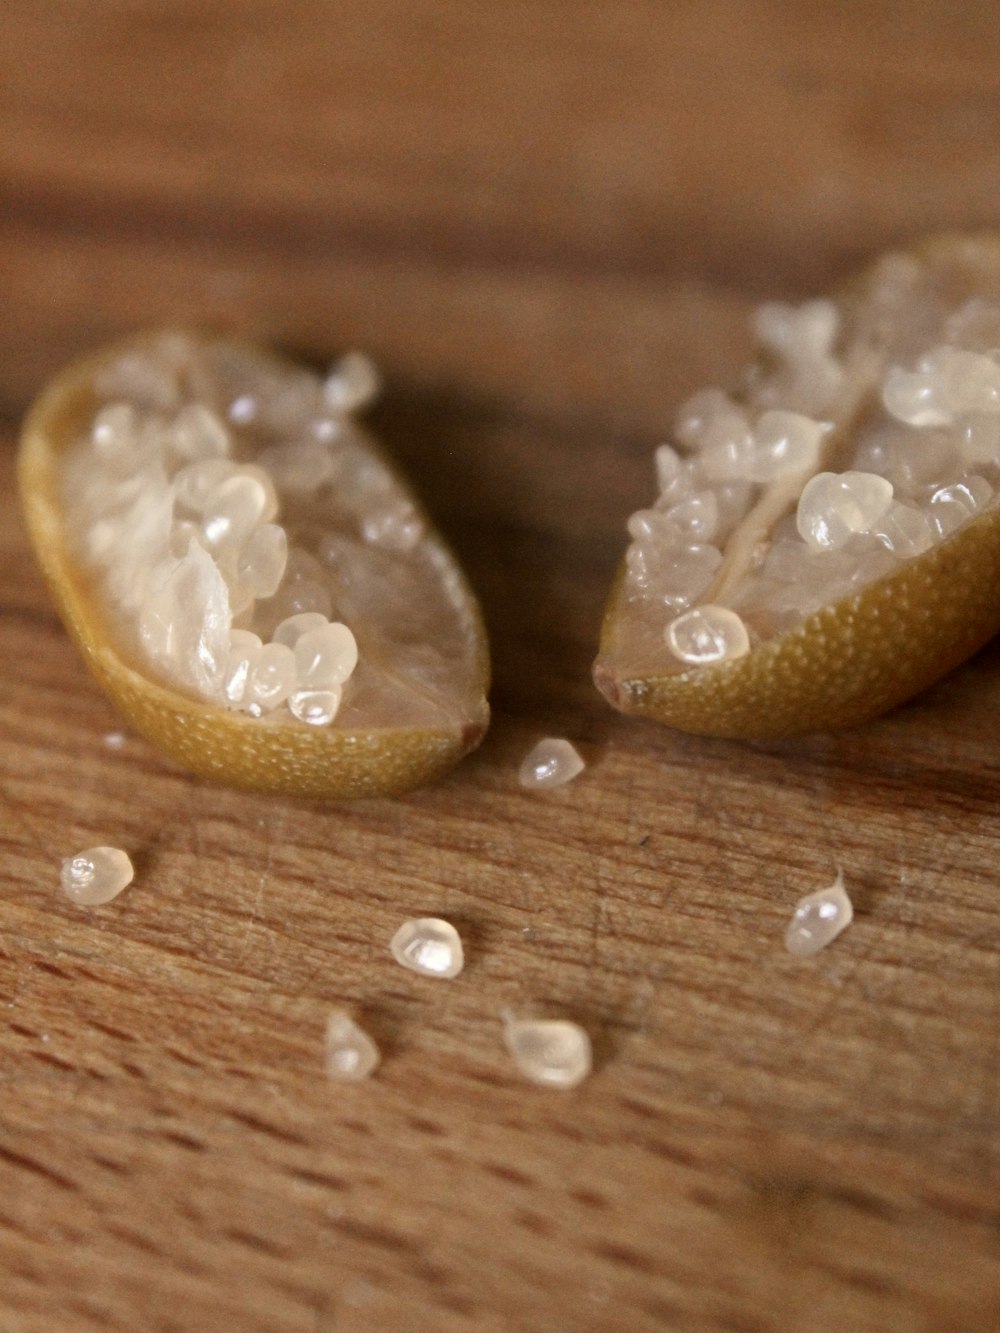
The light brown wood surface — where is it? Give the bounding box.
[2,3,999,1330]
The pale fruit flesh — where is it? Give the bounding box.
[594,234,1000,738]
[18,331,490,797]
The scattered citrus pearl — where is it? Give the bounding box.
[222,629,263,706]
[94,350,180,412]
[173,458,240,514]
[784,872,854,956]
[171,403,229,461]
[293,621,358,689]
[288,685,343,726]
[227,393,257,425]
[361,501,424,552]
[518,738,585,790]
[256,439,336,495]
[882,364,951,428]
[390,918,464,979]
[960,413,1000,465]
[796,471,894,551]
[654,443,682,492]
[273,611,330,649]
[674,388,744,450]
[926,476,993,540]
[91,403,140,461]
[325,1010,380,1082]
[663,489,719,542]
[502,1014,592,1089]
[665,604,750,665]
[873,501,934,557]
[882,346,1000,428]
[755,299,839,360]
[937,347,1000,416]
[201,473,272,551]
[60,846,134,906]
[237,522,288,599]
[246,641,296,711]
[743,410,828,482]
[627,508,682,544]
[323,352,381,413]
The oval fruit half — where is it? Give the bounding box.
[594,234,1000,739]
[19,331,490,796]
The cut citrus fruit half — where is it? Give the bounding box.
[594,234,1000,738]
[19,331,490,796]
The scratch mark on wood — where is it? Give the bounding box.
[227,1109,309,1147]
[238,806,286,955]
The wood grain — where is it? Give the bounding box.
[1,2,999,1330]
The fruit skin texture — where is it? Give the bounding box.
[595,507,1000,738]
[18,333,490,798]
[594,234,1000,740]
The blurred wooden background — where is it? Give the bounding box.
[2,2,999,1330]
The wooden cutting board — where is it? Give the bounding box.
[1,3,998,1329]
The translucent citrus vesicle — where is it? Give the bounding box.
[19,331,490,796]
[594,235,1000,738]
